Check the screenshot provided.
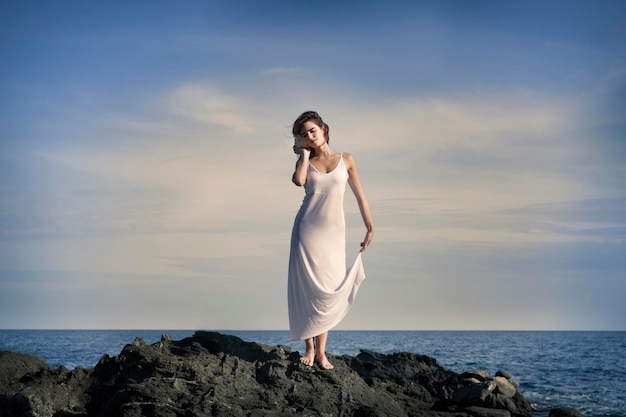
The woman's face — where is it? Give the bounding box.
[299,121,326,148]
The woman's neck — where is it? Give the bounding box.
[313,143,332,157]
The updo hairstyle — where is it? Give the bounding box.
[292,111,330,147]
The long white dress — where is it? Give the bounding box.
[288,153,366,341]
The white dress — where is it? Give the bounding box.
[288,153,366,341]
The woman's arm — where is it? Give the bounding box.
[344,152,374,252]
[292,148,311,186]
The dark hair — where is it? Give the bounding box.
[292,111,330,153]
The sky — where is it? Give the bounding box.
[1,1,625,331]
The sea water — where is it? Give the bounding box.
[0,330,624,417]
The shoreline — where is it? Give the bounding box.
[0,330,583,417]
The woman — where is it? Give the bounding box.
[288,111,374,370]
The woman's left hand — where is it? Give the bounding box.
[360,230,374,252]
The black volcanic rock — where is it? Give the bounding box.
[0,351,90,417]
[0,331,546,417]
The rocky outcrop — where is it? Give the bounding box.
[548,408,582,417]
[437,368,532,417]
[0,331,577,417]
[0,351,90,417]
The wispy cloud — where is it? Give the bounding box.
[166,84,256,134]
[28,80,614,253]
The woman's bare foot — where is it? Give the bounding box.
[299,351,315,367]
[315,353,334,370]
[300,338,315,367]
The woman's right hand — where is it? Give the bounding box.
[294,146,311,156]
[292,146,310,186]
[293,136,310,154]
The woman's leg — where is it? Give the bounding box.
[314,331,334,369]
[300,337,315,366]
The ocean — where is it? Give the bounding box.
[0,330,624,417]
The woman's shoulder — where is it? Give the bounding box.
[340,151,354,160]
[340,152,357,169]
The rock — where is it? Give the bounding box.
[0,351,48,387]
[0,331,536,417]
[484,392,517,413]
[0,351,90,417]
[495,370,513,379]
[451,380,496,402]
[549,407,583,417]
[510,392,536,417]
[465,405,512,417]
[131,336,146,347]
[463,369,491,380]
[493,376,516,398]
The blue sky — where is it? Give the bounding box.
[1,1,625,330]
